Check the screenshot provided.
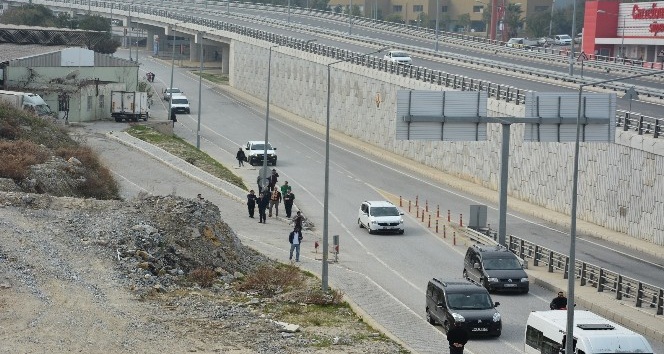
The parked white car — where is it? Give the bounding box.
[383,51,412,65]
[554,34,572,46]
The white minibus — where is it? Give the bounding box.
[525,310,653,354]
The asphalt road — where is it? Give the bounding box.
[100,49,664,353]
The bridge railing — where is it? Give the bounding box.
[617,110,663,138]
[505,232,663,315]
[470,227,663,315]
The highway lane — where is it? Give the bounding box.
[119,0,664,117]
[129,51,664,352]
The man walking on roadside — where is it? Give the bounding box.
[236,148,246,167]
[257,192,269,223]
[268,188,281,217]
[288,227,303,262]
[246,190,257,218]
[280,181,291,196]
[283,190,295,218]
[447,319,469,354]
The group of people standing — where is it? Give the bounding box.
[246,169,296,223]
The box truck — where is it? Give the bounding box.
[111,91,149,122]
[0,90,53,116]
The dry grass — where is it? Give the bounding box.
[188,267,217,288]
[0,140,49,179]
[237,263,305,297]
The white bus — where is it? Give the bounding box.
[525,310,653,354]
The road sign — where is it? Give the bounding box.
[577,52,589,61]
[659,49,664,57]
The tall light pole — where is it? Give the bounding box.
[260,44,279,190]
[566,69,663,354]
[568,0,578,76]
[548,0,555,38]
[435,0,440,51]
[196,31,204,149]
[287,0,291,24]
[168,24,178,125]
[489,0,498,40]
[322,46,387,291]
[348,0,353,35]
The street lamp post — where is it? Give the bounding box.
[348,0,353,35]
[260,44,280,190]
[196,32,204,149]
[566,69,663,354]
[322,46,387,291]
[435,0,440,51]
[548,0,555,38]
[168,24,178,125]
[568,0,578,76]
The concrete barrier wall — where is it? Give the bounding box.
[230,39,664,246]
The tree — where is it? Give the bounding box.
[78,14,119,54]
[78,15,111,33]
[526,11,550,38]
[504,3,524,38]
[385,13,403,24]
[0,4,58,27]
[55,12,78,29]
[333,4,343,14]
[457,13,470,32]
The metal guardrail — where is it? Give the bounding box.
[468,227,664,315]
[26,0,664,136]
[83,0,664,101]
[616,110,663,139]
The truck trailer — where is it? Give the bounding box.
[111,91,149,122]
[0,90,52,116]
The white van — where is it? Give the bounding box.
[525,310,653,354]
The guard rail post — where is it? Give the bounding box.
[533,245,540,266]
[580,263,587,286]
[636,282,643,307]
[547,251,554,272]
[563,257,569,279]
[598,268,605,292]
[657,289,663,315]
[617,274,623,300]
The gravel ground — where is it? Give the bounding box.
[0,182,405,353]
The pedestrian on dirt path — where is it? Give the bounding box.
[246,190,257,218]
[282,190,295,218]
[268,188,281,217]
[257,192,269,223]
[236,148,246,167]
[289,227,303,262]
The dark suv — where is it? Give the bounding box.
[463,244,529,293]
[425,279,502,337]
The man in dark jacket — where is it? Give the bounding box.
[267,169,279,192]
[257,192,269,223]
[549,291,568,310]
[447,320,469,354]
[288,227,303,262]
[246,190,257,218]
[236,148,246,167]
[283,190,295,218]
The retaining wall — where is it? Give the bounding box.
[230,38,664,246]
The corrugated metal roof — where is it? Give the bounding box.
[0,43,70,63]
[3,46,136,67]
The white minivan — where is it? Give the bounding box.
[525,310,653,354]
[358,200,404,234]
[554,34,573,46]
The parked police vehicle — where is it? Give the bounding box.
[425,278,501,337]
[463,244,529,293]
[525,310,653,354]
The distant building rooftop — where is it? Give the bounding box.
[0,44,72,63]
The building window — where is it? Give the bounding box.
[441,6,448,12]
[99,95,104,109]
[413,4,423,12]
[473,5,484,13]
[393,5,403,12]
[535,5,548,11]
[87,96,93,111]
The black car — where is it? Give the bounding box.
[425,279,502,337]
[463,244,529,293]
